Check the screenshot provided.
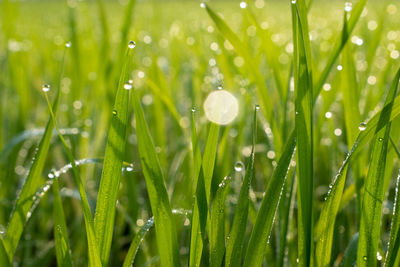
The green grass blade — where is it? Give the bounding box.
[2,49,66,262]
[357,68,400,267]
[316,69,400,267]
[94,43,134,266]
[0,239,10,267]
[122,217,154,267]
[43,80,102,267]
[189,122,219,267]
[291,1,314,266]
[313,0,367,101]
[52,179,74,267]
[210,176,231,267]
[385,170,400,267]
[243,131,296,267]
[225,107,257,267]
[131,78,180,267]
[340,233,359,267]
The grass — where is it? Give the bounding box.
[1,0,400,266]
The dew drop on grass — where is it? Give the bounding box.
[240,1,247,8]
[200,2,205,8]
[378,137,383,142]
[363,256,368,261]
[344,2,353,12]
[358,122,367,131]
[124,82,133,90]
[128,40,136,49]
[234,161,244,172]
[112,110,117,116]
[42,84,50,92]
[203,90,239,125]
[217,85,223,90]
[291,0,296,4]
[65,41,71,48]
[255,104,260,110]
[191,106,196,113]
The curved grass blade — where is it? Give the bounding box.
[313,0,367,101]
[243,131,296,267]
[225,107,257,267]
[2,48,66,262]
[94,43,134,266]
[0,128,79,164]
[210,176,231,267]
[316,69,400,266]
[131,82,180,267]
[291,1,314,266]
[356,68,400,267]
[52,179,74,267]
[43,82,102,267]
[385,169,400,267]
[0,239,10,267]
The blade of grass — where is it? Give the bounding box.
[0,239,10,267]
[316,69,400,267]
[189,121,219,267]
[43,79,102,267]
[243,130,296,266]
[94,42,134,266]
[52,179,74,267]
[225,106,257,267]
[131,78,180,267]
[357,68,400,267]
[2,47,66,262]
[340,233,359,267]
[313,0,367,101]
[291,1,314,266]
[385,169,400,267]
[210,176,231,267]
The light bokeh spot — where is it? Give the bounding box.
[203,90,239,125]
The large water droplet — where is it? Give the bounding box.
[358,122,367,131]
[234,161,244,172]
[128,41,136,49]
[42,84,50,92]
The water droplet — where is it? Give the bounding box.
[337,65,343,71]
[240,1,247,8]
[191,107,196,113]
[112,110,117,116]
[291,0,296,4]
[200,2,205,8]
[48,173,55,179]
[377,251,382,261]
[255,104,260,110]
[126,165,134,172]
[344,2,353,12]
[378,137,383,142]
[124,82,133,90]
[128,41,136,49]
[363,256,368,261]
[234,161,244,172]
[217,85,223,90]
[128,79,133,84]
[358,122,367,131]
[65,41,71,48]
[42,84,50,92]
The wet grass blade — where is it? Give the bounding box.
[357,68,400,267]
[2,49,66,262]
[122,217,154,267]
[131,81,180,267]
[243,131,296,267]
[385,170,400,267]
[316,69,400,267]
[52,179,74,267]
[225,107,257,267]
[313,0,367,100]
[94,44,134,266]
[340,233,359,267]
[210,176,231,267]
[43,80,102,267]
[291,1,314,266]
[189,122,219,267]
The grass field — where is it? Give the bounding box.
[1,0,400,266]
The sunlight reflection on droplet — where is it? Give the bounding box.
[203,90,239,125]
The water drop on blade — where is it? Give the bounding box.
[65,41,71,48]
[358,122,367,131]
[42,84,50,92]
[128,40,136,49]
[234,161,244,172]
